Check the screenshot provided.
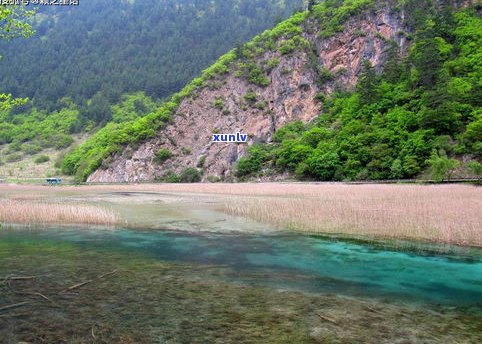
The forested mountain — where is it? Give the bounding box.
[0,0,304,175]
[0,0,303,113]
[64,0,482,183]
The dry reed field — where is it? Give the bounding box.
[219,184,482,247]
[110,182,481,246]
[0,199,120,226]
[0,182,481,246]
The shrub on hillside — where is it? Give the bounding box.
[154,148,172,164]
[180,167,201,183]
[34,155,50,164]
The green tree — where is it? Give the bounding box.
[0,93,28,113]
[81,92,113,125]
[357,59,378,104]
[467,161,482,182]
[390,158,403,179]
[412,20,442,89]
[235,145,270,177]
[0,5,34,112]
[464,116,482,156]
[306,143,340,180]
[275,141,313,169]
[111,92,157,123]
[0,5,34,39]
[383,41,404,83]
[421,87,461,135]
[426,150,460,182]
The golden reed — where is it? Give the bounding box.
[1,183,480,245]
[73,182,480,246]
[220,184,482,247]
[0,200,120,226]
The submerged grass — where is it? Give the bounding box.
[0,200,120,227]
[1,239,481,343]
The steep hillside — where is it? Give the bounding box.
[63,0,482,182]
[0,0,305,179]
[0,0,303,112]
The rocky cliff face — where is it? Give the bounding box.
[88,2,409,182]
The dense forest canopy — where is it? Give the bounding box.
[0,0,303,113]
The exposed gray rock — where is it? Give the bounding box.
[88,5,410,183]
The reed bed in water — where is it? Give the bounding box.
[0,200,120,226]
[221,184,482,247]
[73,182,479,245]
[1,183,480,245]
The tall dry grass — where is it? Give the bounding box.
[1,182,480,246]
[0,200,120,226]
[73,182,479,246]
[220,184,482,247]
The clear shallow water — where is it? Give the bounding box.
[1,227,482,306]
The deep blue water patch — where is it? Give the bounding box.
[1,227,481,306]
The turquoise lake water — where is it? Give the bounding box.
[1,228,482,306]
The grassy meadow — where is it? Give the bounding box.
[0,182,481,246]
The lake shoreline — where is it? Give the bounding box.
[1,182,481,248]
